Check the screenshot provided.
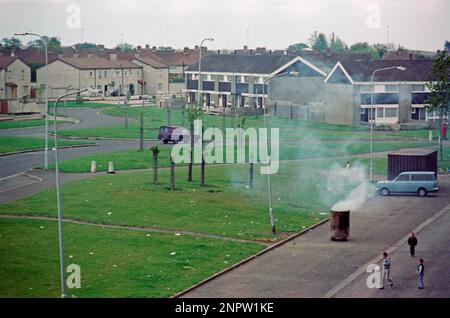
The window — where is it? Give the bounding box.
[385,84,399,92]
[202,74,208,81]
[218,75,224,82]
[396,174,410,181]
[412,84,425,92]
[89,71,94,77]
[412,174,433,181]
[104,70,107,78]
[411,108,416,114]
[385,108,398,118]
[236,76,242,83]
[377,108,384,118]
[360,85,372,92]
[244,76,251,83]
[21,70,25,80]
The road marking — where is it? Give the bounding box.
[0,173,42,194]
[322,202,450,298]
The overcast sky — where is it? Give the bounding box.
[0,0,449,51]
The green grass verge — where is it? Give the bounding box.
[0,136,93,154]
[47,140,435,173]
[0,119,47,129]
[57,101,119,108]
[56,106,433,141]
[0,218,263,297]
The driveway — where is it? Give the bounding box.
[179,175,450,298]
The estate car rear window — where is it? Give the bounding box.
[411,174,434,181]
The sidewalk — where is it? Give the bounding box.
[179,175,450,298]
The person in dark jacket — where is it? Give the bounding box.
[416,258,425,289]
[407,232,418,256]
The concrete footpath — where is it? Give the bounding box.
[180,175,450,298]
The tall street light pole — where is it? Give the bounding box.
[15,32,49,170]
[53,88,88,298]
[369,66,406,181]
[197,37,214,110]
[262,70,298,235]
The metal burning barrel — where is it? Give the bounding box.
[330,210,350,241]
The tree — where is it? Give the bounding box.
[372,43,395,59]
[444,40,450,53]
[1,37,22,48]
[287,43,309,52]
[309,31,328,52]
[185,105,203,181]
[29,36,63,52]
[349,42,373,54]
[329,33,347,53]
[426,51,450,132]
[150,145,160,184]
[117,43,135,52]
[78,42,98,49]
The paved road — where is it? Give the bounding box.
[0,107,125,137]
[0,139,146,178]
[180,175,450,298]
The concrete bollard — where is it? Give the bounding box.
[107,161,116,174]
[428,130,433,142]
[90,161,97,173]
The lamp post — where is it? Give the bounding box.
[15,32,49,170]
[369,66,406,181]
[262,70,299,235]
[53,88,91,298]
[197,37,214,110]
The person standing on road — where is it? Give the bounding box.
[380,252,394,289]
[408,232,418,257]
[416,258,425,289]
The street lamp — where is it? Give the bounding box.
[369,66,406,181]
[15,32,49,170]
[262,70,299,235]
[197,37,214,110]
[54,88,97,298]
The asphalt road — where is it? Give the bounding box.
[180,175,450,298]
[0,107,125,137]
[0,107,147,177]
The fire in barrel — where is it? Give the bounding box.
[330,209,350,241]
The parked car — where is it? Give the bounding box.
[376,171,439,197]
[158,126,186,144]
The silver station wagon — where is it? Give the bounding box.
[376,171,439,197]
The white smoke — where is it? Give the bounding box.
[326,163,375,211]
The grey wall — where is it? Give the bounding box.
[269,77,325,106]
[324,83,357,125]
[399,84,412,123]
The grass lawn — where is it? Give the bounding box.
[56,106,433,141]
[47,140,435,173]
[0,136,93,154]
[0,119,47,129]
[0,218,263,297]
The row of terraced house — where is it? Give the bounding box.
[184,50,445,127]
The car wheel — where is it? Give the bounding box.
[417,188,427,197]
[380,188,390,196]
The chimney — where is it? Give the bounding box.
[110,53,117,61]
[250,49,253,55]
[152,46,156,51]
[410,53,413,60]
[217,50,220,55]
[243,45,248,50]
[195,45,199,50]
[184,47,189,53]
[325,48,332,56]
[234,50,237,55]
[137,45,142,50]
[145,44,150,49]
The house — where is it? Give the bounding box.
[0,56,31,100]
[0,56,39,114]
[323,59,438,126]
[36,57,143,98]
[184,54,308,110]
[130,56,169,96]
